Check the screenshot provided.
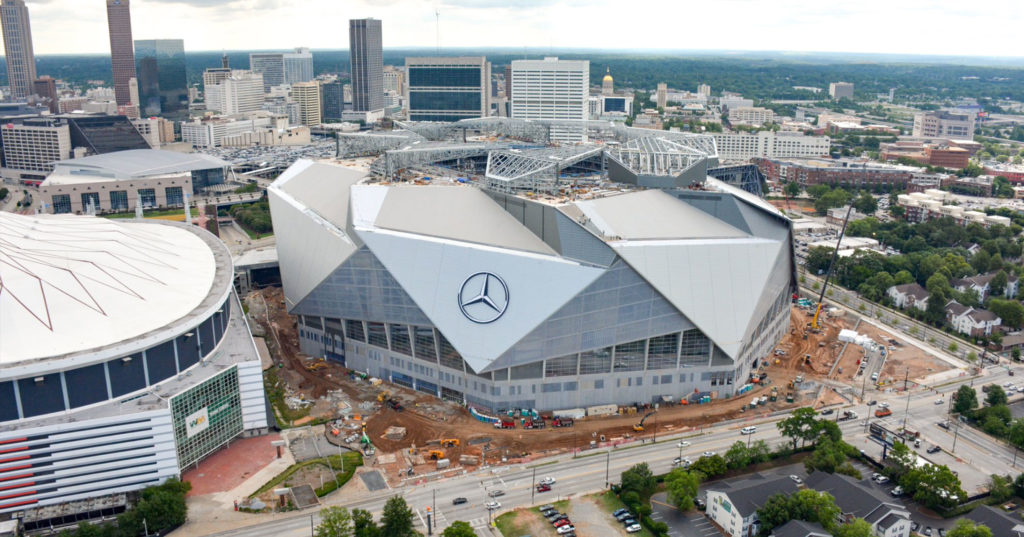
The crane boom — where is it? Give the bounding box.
[811,204,856,329]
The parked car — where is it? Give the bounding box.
[891,486,904,496]
[622,518,637,527]
[554,519,571,528]
[615,512,633,522]
[923,526,932,536]
[612,508,628,517]
[452,497,467,505]
[541,505,555,512]
[876,476,890,484]
[557,525,576,535]
[935,398,944,405]
[789,475,803,484]
[626,524,642,533]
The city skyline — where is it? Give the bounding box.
[10,0,1024,59]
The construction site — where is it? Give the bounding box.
[239,283,952,489]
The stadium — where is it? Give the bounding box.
[0,212,267,530]
[270,118,795,412]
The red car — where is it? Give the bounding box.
[553,519,571,528]
[536,483,551,492]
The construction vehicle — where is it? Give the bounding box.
[633,411,657,432]
[377,390,392,403]
[875,407,893,418]
[428,450,445,460]
[493,420,515,429]
[770,387,779,402]
[811,205,855,330]
[552,417,573,428]
[305,359,328,371]
[386,398,404,411]
[786,392,795,403]
[441,439,460,448]
[524,418,546,429]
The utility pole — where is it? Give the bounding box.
[531,467,537,504]
[605,450,611,487]
[432,489,436,523]
[901,369,911,432]
[309,514,314,536]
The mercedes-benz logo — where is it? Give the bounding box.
[458,272,509,324]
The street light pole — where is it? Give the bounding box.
[605,450,611,487]
[531,467,536,504]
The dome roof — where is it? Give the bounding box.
[603,67,613,83]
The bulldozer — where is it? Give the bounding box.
[633,410,657,432]
[428,449,445,460]
[377,390,391,403]
[441,438,460,448]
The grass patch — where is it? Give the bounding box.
[494,511,529,537]
[264,368,310,427]
[239,224,273,240]
[251,451,363,498]
[103,208,185,219]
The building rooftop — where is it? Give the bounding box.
[45,149,230,185]
[771,520,830,537]
[963,505,1024,537]
[0,212,219,365]
[708,475,798,516]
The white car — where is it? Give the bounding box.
[789,475,803,484]
[935,398,944,405]
[677,441,691,448]
[878,402,890,409]
[556,525,576,534]
[485,501,501,510]
[626,523,642,533]
[741,426,757,435]
[701,451,715,458]
[539,477,556,486]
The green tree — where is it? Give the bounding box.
[887,441,916,480]
[352,509,380,537]
[989,299,1024,328]
[806,246,835,275]
[756,490,841,536]
[893,270,915,285]
[945,518,993,537]
[621,462,657,498]
[988,474,1014,503]
[990,270,1009,297]
[852,191,878,215]
[441,521,476,537]
[380,496,415,537]
[814,188,851,215]
[971,249,991,274]
[749,440,772,464]
[953,386,978,415]
[316,507,354,537]
[784,181,801,198]
[725,441,752,470]
[987,385,1008,407]
[689,454,727,479]
[902,463,966,510]
[778,407,820,449]
[804,436,848,474]
[833,519,874,537]
[664,468,701,511]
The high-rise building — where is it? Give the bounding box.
[349,18,383,113]
[291,81,321,127]
[0,0,36,101]
[656,83,667,109]
[106,0,136,107]
[697,84,711,99]
[405,57,489,122]
[249,48,312,91]
[510,57,589,142]
[134,39,188,120]
[283,47,313,85]
[0,118,71,183]
[205,71,265,116]
[829,82,854,100]
[203,66,232,90]
[382,66,404,94]
[33,75,57,113]
[912,110,976,140]
[320,80,343,122]
[602,67,613,95]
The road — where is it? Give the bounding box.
[198,359,1023,537]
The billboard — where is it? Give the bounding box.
[185,407,209,438]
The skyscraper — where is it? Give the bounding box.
[291,81,321,127]
[249,48,313,91]
[320,80,343,122]
[205,71,264,116]
[349,18,383,113]
[283,47,313,85]
[406,57,489,122]
[106,0,137,107]
[0,0,36,101]
[134,39,188,120]
[33,75,56,113]
[510,57,589,143]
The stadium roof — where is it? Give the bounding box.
[45,149,230,185]
[0,213,218,364]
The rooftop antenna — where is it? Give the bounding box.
[435,9,440,55]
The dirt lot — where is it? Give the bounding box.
[247,288,851,482]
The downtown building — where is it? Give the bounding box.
[510,57,589,143]
[0,212,267,531]
[349,18,384,119]
[405,57,490,122]
[134,39,189,120]
[106,0,137,108]
[248,47,313,91]
[204,70,265,116]
[714,131,831,162]
[268,158,795,412]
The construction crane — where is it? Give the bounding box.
[633,410,657,432]
[811,204,856,330]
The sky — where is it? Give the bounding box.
[22,0,1024,58]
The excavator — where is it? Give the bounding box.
[633,410,657,432]
[810,204,856,330]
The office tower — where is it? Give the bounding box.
[291,82,321,126]
[349,18,383,112]
[510,57,589,142]
[656,83,667,109]
[283,47,313,85]
[829,81,854,100]
[912,110,976,139]
[0,0,36,101]
[697,84,711,98]
[33,76,56,113]
[602,67,613,95]
[106,0,136,107]
[320,80,343,122]
[382,66,403,94]
[406,57,489,122]
[203,66,232,90]
[249,53,284,90]
[206,71,264,115]
[0,117,70,182]
[134,39,188,120]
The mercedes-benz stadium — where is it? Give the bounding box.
[270,118,796,413]
[0,212,267,529]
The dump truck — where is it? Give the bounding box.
[428,450,445,460]
[552,417,574,428]
[524,418,545,429]
[493,420,515,429]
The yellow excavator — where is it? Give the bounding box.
[811,205,856,330]
[633,410,657,432]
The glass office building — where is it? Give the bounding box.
[406,57,490,122]
[134,39,189,120]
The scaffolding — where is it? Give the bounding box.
[707,164,766,197]
[336,130,426,158]
[370,142,507,178]
[607,136,709,177]
[483,146,605,194]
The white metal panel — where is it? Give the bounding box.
[613,238,782,359]
[357,229,603,373]
[237,360,268,430]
